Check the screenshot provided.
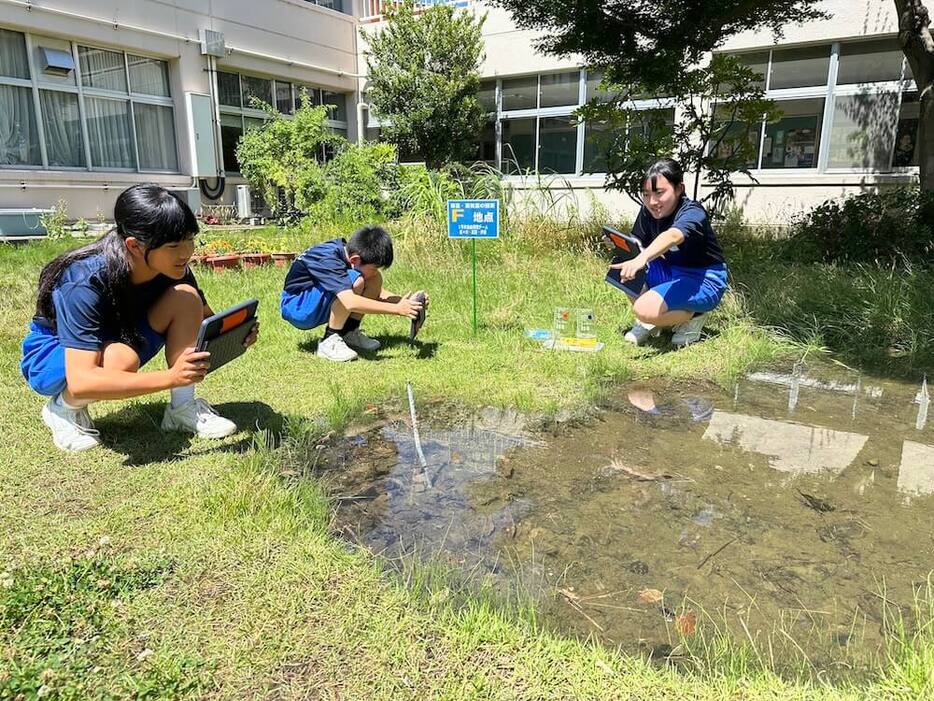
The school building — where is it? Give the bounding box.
[0,0,918,227]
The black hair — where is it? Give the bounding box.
[35,184,199,347]
[347,225,393,268]
[643,158,685,193]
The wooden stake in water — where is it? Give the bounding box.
[406,382,428,468]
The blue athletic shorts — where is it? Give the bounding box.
[645,259,728,313]
[280,269,361,330]
[20,319,166,397]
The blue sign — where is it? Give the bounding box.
[447,199,499,239]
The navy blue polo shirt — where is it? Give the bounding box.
[36,254,205,350]
[283,238,355,296]
[632,197,725,268]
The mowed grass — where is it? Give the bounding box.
[1,228,931,700]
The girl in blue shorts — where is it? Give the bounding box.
[20,184,259,452]
[610,158,728,348]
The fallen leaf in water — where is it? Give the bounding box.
[676,611,697,635]
[637,588,663,604]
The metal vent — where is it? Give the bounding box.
[198,29,226,58]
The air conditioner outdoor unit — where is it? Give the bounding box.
[236,185,252,220]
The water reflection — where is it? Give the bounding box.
[898,440,934,497]
[702,410,869,475]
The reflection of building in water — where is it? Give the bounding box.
[898,440,934,496]
[402,427,537,473]
[702,410,868,475]
[915,377,929,431]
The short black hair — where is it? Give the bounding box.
[643,158,684,192]
[347,225,393,268]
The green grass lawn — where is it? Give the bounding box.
[1,229,931,700]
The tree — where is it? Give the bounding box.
[581,55,780,213]
[364,0,486,168]
[894,0,934,191]
[490,0,826,203]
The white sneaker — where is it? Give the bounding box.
[161,398,237,439]
[317,334,358,362]
[623,320,660,346]
[671,313,708,347]
[342,329,380,351]
[42,397,101,452]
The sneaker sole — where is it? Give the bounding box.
[160,418,237,439]
[316,351,358,362]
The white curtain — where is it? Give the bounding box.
[134,103,177,170]
[0,85,39,165]
[40,90,84,167]
[86,97,133,168]
[128,55,170,97]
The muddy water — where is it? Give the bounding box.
[330,367,934,673]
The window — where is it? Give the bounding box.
[501,76,537,110]
[540,72,579,108]
[0,28,177,172]
[538,116,577,173]
[501,118,535,173]
[768,45,831,89]
[583,121,608,173]
[478,80,496,112]
[827,91,899,170]
[475,119,496,164]
[762,98,824,169]
[585,69,610,102]
[217,70,349,173]
[837,39,904,85]
[736,51,769,89]
[893,92,919,168]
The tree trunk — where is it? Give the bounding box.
[895,0,934,191]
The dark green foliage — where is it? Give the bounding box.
[365,0,486,168]
[0,551,206,700]
[488,0,826,93]
[785,187,934,265]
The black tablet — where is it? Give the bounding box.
[603,226,647,298]
[195,298,258,373]
[409,291,427,344]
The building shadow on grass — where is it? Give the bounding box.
[298,334,438,360]
[94,400,287,466]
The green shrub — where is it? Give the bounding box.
[786,187,934,265]
[311,141,398,226]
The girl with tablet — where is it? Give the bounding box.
[20,184,259,452]
[609,159,728,348]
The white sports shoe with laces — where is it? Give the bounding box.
[42,397,101,452]
[161,397,237,438]
[316,334,358,362]
[671,313,709,347]
[623,320,660,346]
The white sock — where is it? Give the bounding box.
[170,385,195,408]
[57,393,91,410]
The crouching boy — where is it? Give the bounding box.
[280,225,426,362]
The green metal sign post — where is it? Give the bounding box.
[447,199,499,335]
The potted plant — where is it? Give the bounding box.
[202,239,241,271]
[240,238,272,268]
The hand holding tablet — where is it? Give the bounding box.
[195,299,260,374]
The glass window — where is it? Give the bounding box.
[583,121,609,173]
[220,113,243,172]
[218,72,241,107]
[837,39,905,85]
[710,119,761,169]
[244,116,265,132]
[475,119,496,163]
[768,45,830,90]
[735,51,769,89]
[0,28,30,79]
[540,72,579,108]
[762,98,824,168]
[828,91,899,170]
[501,76,537,111]
[585,69,610,102]
[0,84,41,165]
[501,117,535,173]
[537,116,577,173]
[128,55,170,97]
[241,75,272,109]
[893,92,919,168]
[134,103,178,170]
[39,90,85,167]
[321,91,347,121]
[85,97,134,168]
[275,80,293,114]
[478,80,496,112]
[79,46,128,92]
[299,85,322,107]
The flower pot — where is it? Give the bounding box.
[241,252,271,269]
[189,254,207,266]
[204,253,241,271]
[271,252,297,267]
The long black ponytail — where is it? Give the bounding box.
[35,184,199,346]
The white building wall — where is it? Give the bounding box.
[0,0,359,219]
